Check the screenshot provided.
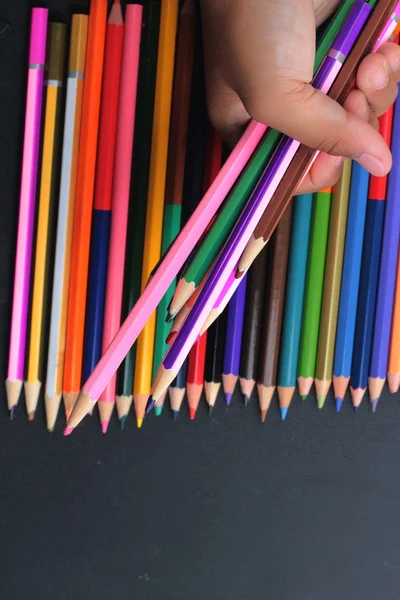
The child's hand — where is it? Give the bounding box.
[200,0,400,193]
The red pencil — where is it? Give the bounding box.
[187,331,207,419]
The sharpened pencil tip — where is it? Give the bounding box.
[317,397,325,410]
[208,405,214,416]
[64,427,74,436]
[300,395,307,401]
[9,406,16,421]
[235,269,244,279]
[225,392,232,406]
[371,399,378,413]
[145,397,155,414]
[28,411,35,422]
[136,417,144,429]
[189,406,196,420]
[101,420,109,434]
[280,406,288,421]
[120,415,127,431]
[243,395,250,407]
[354,404,359,412]
[165,311,174,323]
[154,405,163,417]
[260,409,267,423]
[335,398,343,413]
[172,409,179,421]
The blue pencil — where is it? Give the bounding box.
[277,193,313,420]
[332,162,370,411]
[222,274,247,405]
[350,108,394,409]
[169,360,188,420]
[369,88,400,409]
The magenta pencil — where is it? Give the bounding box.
[98,4,143,433]
[6,9,48,415]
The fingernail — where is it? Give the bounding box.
[368,63,389,89]
[357,154,387,176]
[333,156,344,169]
[389,49,400,72]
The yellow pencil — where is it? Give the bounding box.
[24,23,67,420]
[133,0,179,427]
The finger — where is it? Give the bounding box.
[343,88,379,131]
[242,78,391,177]
[355,48,400,118]
[295,152,344,195]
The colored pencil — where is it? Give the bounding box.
[63,0,108,416]
[350,107,394,407]
[145,2,395,407]
[297,188,332,400]
[82,0,124,430]
[6,8,48,416]
[169,0,355,318]
[239,247,268,405]
[24,23,66,420]
[187,332,207,419]
[152,0,196,416]
[222,274,247,405]
[388,250,400,393]
[368,84,400,409]
[332,163,370,409]
[257,202,293,421]
[169,360,188,420]
[237,0,374,275]
[314,160,352,408]
[66,0,395,432]
[132,0,179,429]
[115,0,161,426]
[204,311,227,414]
[277,193,313,419]
[45,15,89,430]
[97,4,142,433]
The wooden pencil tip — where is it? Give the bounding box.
[27,412,35,422]
[260,409,268,423]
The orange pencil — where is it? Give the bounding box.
[63,0,108,415]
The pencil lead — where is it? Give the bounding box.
[145,396,155,414]
[260,409,268,423]
[371,399,378,413]
[136,416,144,429]
[300,395,307,401]
[243,395,250,407]
[317,397,325,410]
[189,406,196,420]
[280,406,288,421]
[172,409,179,422]
[335,397,343,413]
[28,411,35,422]
[154,405,163,417]
[9,406,16,421]
[165,311,174,323]
[101,420,109,434]
[64,426,74,436]
[235,269,244,279]
[120,415,127,431]
[354,404,359,412]
[208,404,214,416]
[166,331,176,345]
[225,392,232,406]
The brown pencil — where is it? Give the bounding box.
[257,202,293,422]
[239,246,268,405]
[236,0,399,276]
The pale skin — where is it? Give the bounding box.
[200,0,400,194]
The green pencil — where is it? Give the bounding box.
[116,1,161,425]
[151,1,196,417]
[297,187,332,399]
[168,0,355,317]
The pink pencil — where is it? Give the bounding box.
[6,8,48,416]
[98,4,143,433]
[65,119,266,430]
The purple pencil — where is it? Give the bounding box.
[222,273,248,404]
[150,1,373,401]
[368,82,400,408]
[6,9,48,416]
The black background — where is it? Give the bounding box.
[1,1,400,599]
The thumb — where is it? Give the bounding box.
[243,80,391,177]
